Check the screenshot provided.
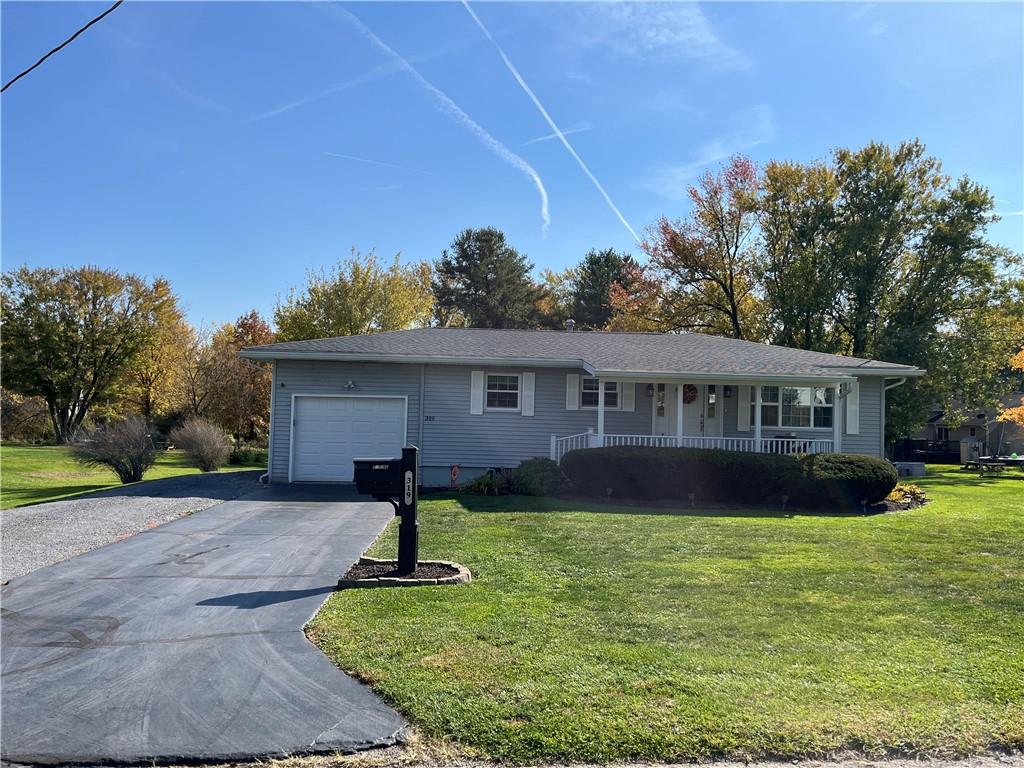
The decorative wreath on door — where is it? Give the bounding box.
[682,384,698,405]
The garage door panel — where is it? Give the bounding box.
[291,396,406,482]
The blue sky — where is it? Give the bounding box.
[3,1,1022,328]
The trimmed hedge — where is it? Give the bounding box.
[509,458,568,496]
[800,453,899,508]
[560,447,897,510]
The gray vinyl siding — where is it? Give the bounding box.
[421,365,650,468]
[269,360,423,482]
[269,360,887,481]
[269,360,650,481]
[841,376,883,457]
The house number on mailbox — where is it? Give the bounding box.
[404,470,414,505]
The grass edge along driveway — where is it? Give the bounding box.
[309,468,1024,764]
[1,444,265,509]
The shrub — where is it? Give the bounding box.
[229,446,268,466]
[887,482,927,504]
[461,470,510,496]
[798,453,898,507]
[170,418,231,472]
[509,458,568,496]
[0,390,52,444]
[560,447,804,506]
[71,416,159,484]
[560,447,898,510]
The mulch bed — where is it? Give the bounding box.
[338,556,472,588]
[555,492,927,515]
[344,561,460,581]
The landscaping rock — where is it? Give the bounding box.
[338,556,472,589]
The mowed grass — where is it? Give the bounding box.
[0,444,265,509]
[309,468,1024,763]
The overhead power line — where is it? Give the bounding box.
[1,0,125,94]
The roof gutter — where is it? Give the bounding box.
[237,349,597,374]
[593,370,859,384]
[830,367,926,377]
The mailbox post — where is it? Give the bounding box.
[396,446,419,574]
[353,446,419,576]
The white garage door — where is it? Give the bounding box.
[291,396,406,482]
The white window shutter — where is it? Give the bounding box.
[622,382,635,412]
[522,372,535,417]
[846,380,860,434]
[566,374,580,410]
[470,370,484,415]
[737,385,751,432]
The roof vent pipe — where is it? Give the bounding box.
[565,319,576,333]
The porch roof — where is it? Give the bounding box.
[240,328,924,381]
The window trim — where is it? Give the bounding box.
[484,373,521,412]
[580,378,621,410]
[751,385,834,430]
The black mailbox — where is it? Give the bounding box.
[353,446,419,575]
[353,458,403,500]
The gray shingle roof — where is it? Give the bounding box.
[240,328,923,380]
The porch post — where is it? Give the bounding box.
[597,377,605,446]
[754,384,763,452]
[675,383,684,447]
[832,383,842,453]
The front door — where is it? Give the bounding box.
[653,383,709,436]
[653,383,673,436]
[704,384,722,437]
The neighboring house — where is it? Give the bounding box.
[903,394,1024,462]
[239,327,924,486]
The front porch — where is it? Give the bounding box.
[550,430,834,463]
[550,379,845,463]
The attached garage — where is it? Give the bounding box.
[289,395,407,482]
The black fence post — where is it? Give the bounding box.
[397,446,419,575]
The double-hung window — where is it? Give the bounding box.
[581,378,619,409]
[752,386,833,429]
[486,374,520,410]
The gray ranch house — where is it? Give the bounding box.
[239,327,924,487]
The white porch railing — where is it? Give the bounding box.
[551,431,834,463]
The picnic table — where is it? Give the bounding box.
[962,456,1024,475]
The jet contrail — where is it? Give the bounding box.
[323,4,550,235]
[324,151,434,175]
[461,0,639,243]
[523,123,592,146]
[247,62,404,123]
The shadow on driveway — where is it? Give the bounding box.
[197,585,337,609]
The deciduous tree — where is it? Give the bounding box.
[536,267,576,329]
[119,294,191,419]
[275,249,432,341]
[636,155,764,339]
[998,347,1024,428]
[1,266,174,443]
[207,311,274,443]
[758,160,842,351]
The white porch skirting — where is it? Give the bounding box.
[550,431,834,463]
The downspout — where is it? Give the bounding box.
[261,361,277,484]
[881,377,908,459]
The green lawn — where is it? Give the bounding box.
[309,468,1024,763]
[0,444,265,509]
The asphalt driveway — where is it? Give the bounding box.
[0,484,405,764]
